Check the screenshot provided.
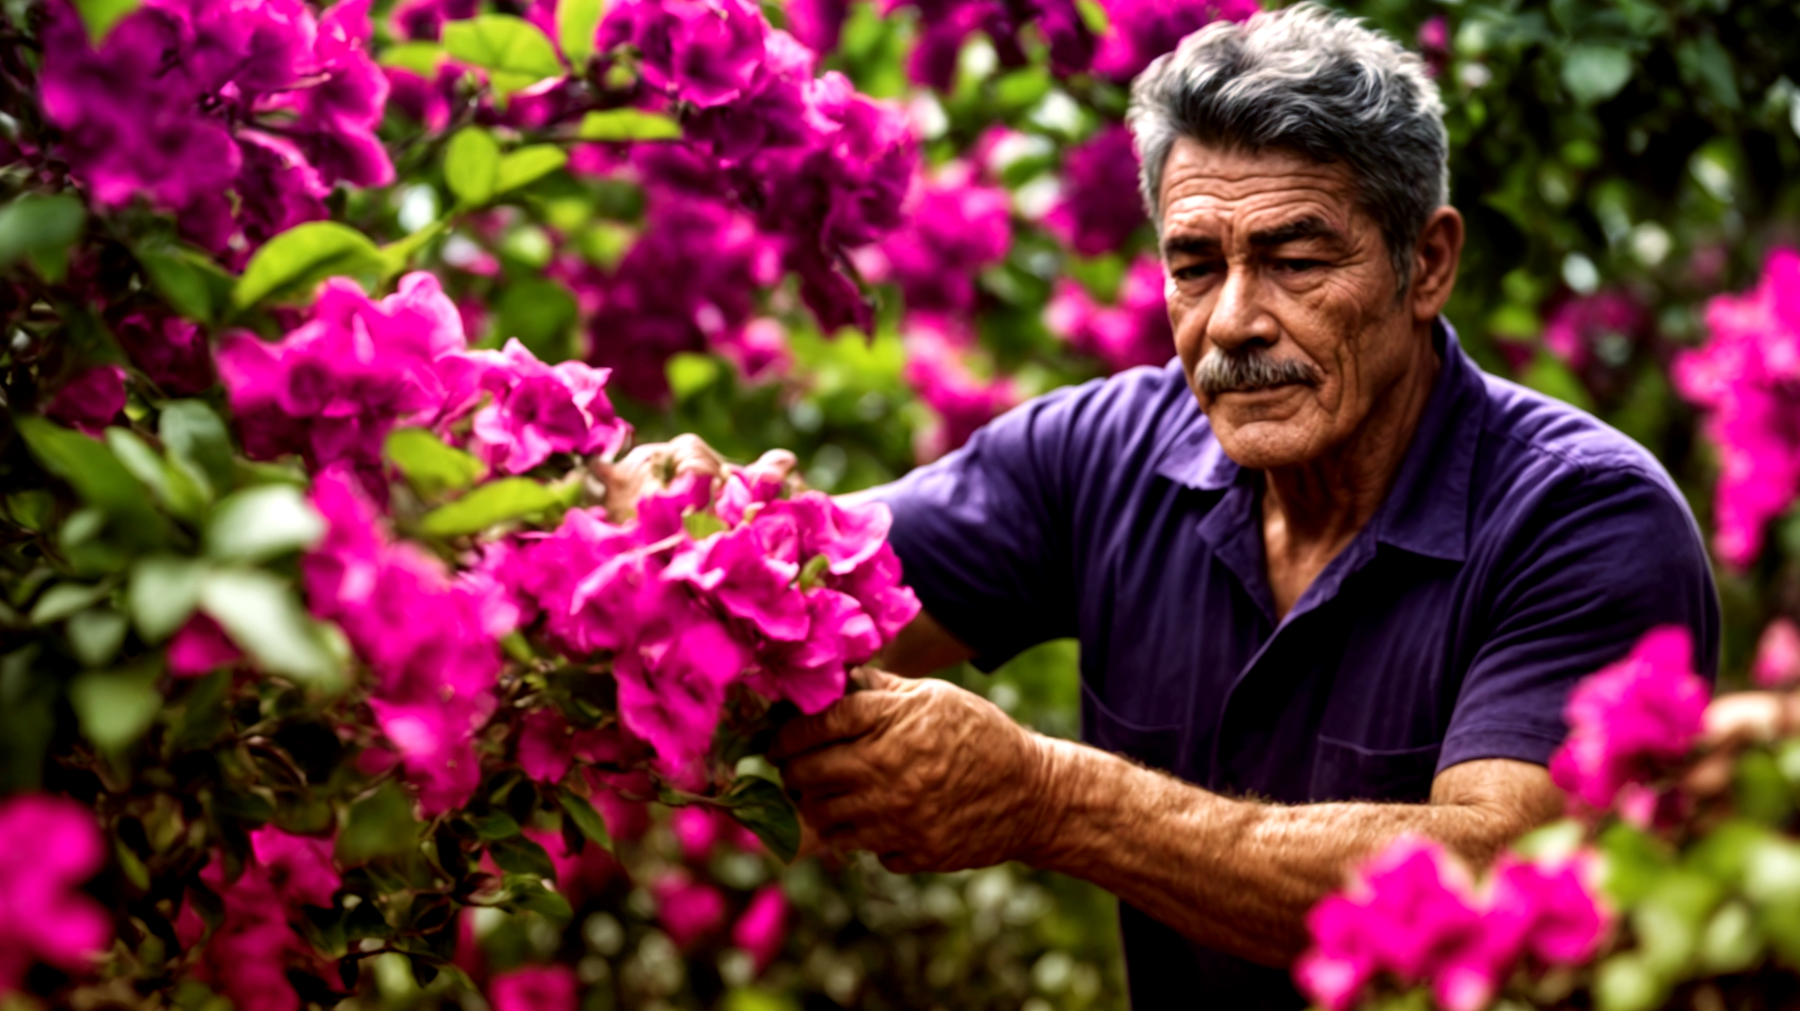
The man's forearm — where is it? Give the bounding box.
[1018,737,1562,966]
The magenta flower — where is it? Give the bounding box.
[1042,125,1145,257]
[0,795,109,994]
[902,319,1020,461]
[43,364,126,436]
[732,885,788,971]
[167,614,245,677]
[114,314,215,395]
[1753,617,1800,688]
[1091,0,1259,81]
[1542,290,1647,369]
[490,965,578,1011]
[249,827,340,908]
[1675,248,1800,568]
[191,859,303,1011]
[603,0,768,108]
[1548,625,1709,821]
[651,872,727,948]
[1046,254,1173,372]
[464,339,631,474]
[874,161,1013,317]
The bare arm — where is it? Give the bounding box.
[1024,738,1561,964]
[773,671,1564,967]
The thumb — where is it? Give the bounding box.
[850,666,909,693]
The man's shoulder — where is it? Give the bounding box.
[1474,370,1679,492]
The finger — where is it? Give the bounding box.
[796,789,883,833]
[749,449,798,480]
[781,746,876,798]
[769,693,893,762]
[667,434,726,478]
[851,666,909,691]
[1701,693,1783,748]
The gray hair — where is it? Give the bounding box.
[1127,2,1448,292]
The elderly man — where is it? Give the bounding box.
[624,4,1719,1006]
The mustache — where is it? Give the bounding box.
[1194,345,1322,397]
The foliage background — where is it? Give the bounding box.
[4,0,1800,1005]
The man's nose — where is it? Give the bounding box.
[1206,262,1278,352]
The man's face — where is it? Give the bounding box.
[1159,139,1419,470]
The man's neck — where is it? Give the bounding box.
[1261,331,1443,618]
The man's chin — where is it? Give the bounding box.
[1209,415,1325,470]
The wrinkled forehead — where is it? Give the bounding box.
[1155,138,1370,242]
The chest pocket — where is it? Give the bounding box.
[1082,682,1185,776]
[1308,736,1442,803]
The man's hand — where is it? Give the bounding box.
[769,669,1055,873]
[594,434,797,522]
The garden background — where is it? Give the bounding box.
[1,0,1798,1007]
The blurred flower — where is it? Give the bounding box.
[785,0,848,54]
[1674,247,1800,568]
[1042,125,1145,257]
[1542,290,1647,369]
[715,317,792,381]
[167,614,244,677]
[1046,254,1173,372]
[249,827,340,908]
[44,364,126,435]
[1091,0,1259,81]
[1548,626,1709,823]
[1417,14,1448,76]
[874,161,1012,317]
[891,0,1094,89]
[733,885,789,971]
[491,965,578,1011]
[602,0,769,108]
[0,795,109,994]
[651,872,727,948]
[1753,616,1800,688]
[114,314,215,395]
[903,319,1020,461]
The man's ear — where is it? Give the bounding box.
[1408,206,1464,323]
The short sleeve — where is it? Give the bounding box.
[1439,467,1721,773]
[868,385,1093,671]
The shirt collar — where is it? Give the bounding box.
[1153,317,1483,562]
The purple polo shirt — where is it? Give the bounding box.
[871,321,1719,1009]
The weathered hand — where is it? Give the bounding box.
[593,434,798,522]
[768,669,1058,873]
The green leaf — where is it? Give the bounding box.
[502,874,573,922]
[233,222,385,308]
[1593,954,1665,1011]
[1073,0,1108,34]
[667,352,721,400]
[576,109,682,142]
[556,0,603,66]
[557,788,612,852]
[495,145,568,195]
[0,194,85,267]
[204,485,325,563]
[379,41,447,76]
[683,509,727,540]
[720,775,801,862]
[16,416,165,542]
[137,245,231,324]
[68,607,130,668]
[105,427,208,520]
[796,553,830,592]
[1735,749,1794,826]
[467,810,522,840]
[1676,35,1740,110]
[494,278,580,362]
[31,582,111,625]
[488,835,557,880]
[129,554,205,642]
[338,782,421,865]
[1560,44,1633,106]
[386,428,488,499]
[70,662,163,752]
[72,0,141,42]
[160,400,235,497]
[442,15,564,97]
[418,478,564,537]
[1520,349,1595,413]
[6,490,55,531]
[198,569,344,690]
[445,127,502,207]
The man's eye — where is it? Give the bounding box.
[1277,259,1325,273]
[1172,263,1219,281]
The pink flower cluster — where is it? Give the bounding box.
[889,0,1093,90]
[1548,626,1709,827]
[1753,617,1800,688]
[39,0,390,260]
[219,273,627,491]
[506,468,919,784]
[1296,837,1609,1011]
[903,320,1021,462]
[183,827,339,1011]
[1042,125,1146,257]
[1674,247,1800,568]
[1089,0,1260,80]
[1046,254,1173,372]
[1542,290,1647,369]
[304,468,505,812]
[0,795,109,994]
[871,160,1013,319]
[43,365,126,436]
[598,1,919,337]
